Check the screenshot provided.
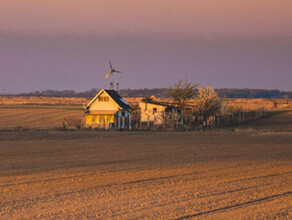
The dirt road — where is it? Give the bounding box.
[0,131,291,219]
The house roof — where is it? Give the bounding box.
[104,90,131,110]
[140,100,194,110]
[140,100,176,108]
[85,89,131,110]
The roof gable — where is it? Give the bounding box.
[85,89,131,110]
[104,90,131,110]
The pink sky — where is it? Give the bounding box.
[1,0,291,37]
[0,0,291,92]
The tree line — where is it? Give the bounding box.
[4,88,291,99]
[122,88,292,99]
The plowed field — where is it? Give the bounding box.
[0,107,83,129]
[0,131,291,219]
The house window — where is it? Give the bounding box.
[99,97,109,102]
[153,108,157,113]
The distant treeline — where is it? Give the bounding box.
[119,88,292,99]
[215,88,292,99]
[17,89,100,98]
[6,88,292,99]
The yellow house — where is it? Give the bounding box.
[84,89,132,129]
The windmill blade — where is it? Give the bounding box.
[105,70,112,79]
[109,61,113,70]
[114,70,122,73]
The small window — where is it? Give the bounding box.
[153,108,157,113]
[99,97,109,102]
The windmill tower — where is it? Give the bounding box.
[105,61,121,90]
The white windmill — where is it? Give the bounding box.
[105,61,121,90]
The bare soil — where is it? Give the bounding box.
[0,130,291,219]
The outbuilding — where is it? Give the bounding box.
[139,101,181,126]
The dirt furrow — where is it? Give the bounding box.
[174,191,292,219]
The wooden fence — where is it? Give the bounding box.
[131,108,265,131]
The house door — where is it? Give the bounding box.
[99,115,106,128]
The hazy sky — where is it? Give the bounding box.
[0,0,291,92]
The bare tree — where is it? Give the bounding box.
[195,86,222,120]
[169,79,198,108]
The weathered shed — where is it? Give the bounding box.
[139,101,180,126]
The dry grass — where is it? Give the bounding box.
[0,96,89,106]
[1,96,291,111]
[0,131,291,219]
[222,98,292,111]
